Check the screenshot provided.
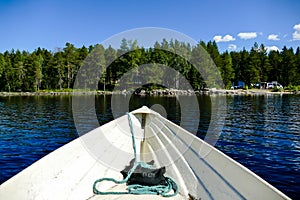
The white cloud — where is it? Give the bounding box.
[213,36,222,42]
[294,24,300,31]
[293,32,300,40]
[292,23,300,40]
[213,34,236,42]
[265,46,279,52]
[268,34,280,41]
[237,32,257,40]
[228,44,237,51]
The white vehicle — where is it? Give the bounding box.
[261,81,283,89]
[272,82,283,89]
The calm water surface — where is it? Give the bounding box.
[0,94,299,199]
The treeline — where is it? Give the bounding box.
[0,39,299,92]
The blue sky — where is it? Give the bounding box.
[0,0,299,53]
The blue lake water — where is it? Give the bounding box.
[0,94,299,199]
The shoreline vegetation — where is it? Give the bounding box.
[0,39,299,94]
[0,88,299,97]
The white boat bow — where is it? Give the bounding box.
[0,106,290,200]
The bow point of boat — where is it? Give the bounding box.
[0,107,291,200]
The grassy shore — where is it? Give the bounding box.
[0,88,297,96]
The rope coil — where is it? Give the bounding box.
[93,112,178,197]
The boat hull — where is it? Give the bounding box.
[0,106,290,199]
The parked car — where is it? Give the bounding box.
[250,83,260,89]
[231,81,245,89]
[260,81,283,89]
[267,82,274,89]
[272,82,283,89]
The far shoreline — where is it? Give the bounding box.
[0,88,298,97]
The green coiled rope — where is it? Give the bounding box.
[93,112,178,197]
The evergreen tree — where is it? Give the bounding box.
[230,51,241,82]
[239,49,249,84]
[13,50,26,91]
[190,43,214,89]
[35,54,44,91]
[0,53,6,90]
[295,47,300,85]
[220,51,234,89]
[206,41,222,69]
[2,51,14,91]
[53,50,65,90]
[246,43,261,86]
[268,50,281,82]
[280,46,297,86]
[258,44,271,82]
[40,48,55,89]
[119,38,129,56]
[82,44,106,90]
[104,45,117,89]
[63,43,77,89]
